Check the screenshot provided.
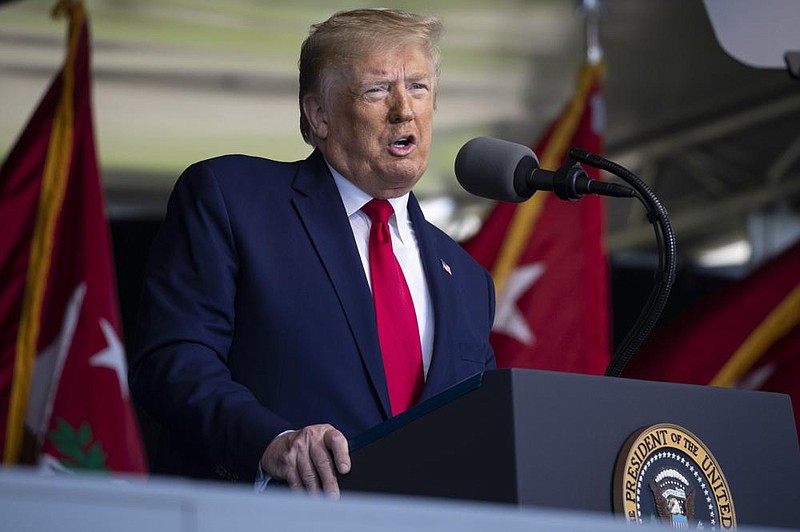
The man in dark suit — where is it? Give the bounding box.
[129,8,495,496]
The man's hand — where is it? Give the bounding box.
[261,424,351,496]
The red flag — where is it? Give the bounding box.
[624,239,800,438]
[464,62,610,374]
[0,1,147,473]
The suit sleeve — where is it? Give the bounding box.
[129,161,293,481]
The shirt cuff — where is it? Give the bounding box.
[253,429,296,493]
[254,464,270,493]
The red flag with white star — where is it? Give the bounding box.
[624,239,800,439]
[464,62,610,374]
[0,1,147,473]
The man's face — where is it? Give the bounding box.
[307,44,435,199]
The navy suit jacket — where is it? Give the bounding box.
[129,150,495,482]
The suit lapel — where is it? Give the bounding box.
[407,195,462,402]
[290,152,391,419]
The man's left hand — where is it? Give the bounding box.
[261,424,351,496]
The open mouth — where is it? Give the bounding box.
[389,135,416,154]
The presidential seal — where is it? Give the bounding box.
[613,424,736,529]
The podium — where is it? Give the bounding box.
[340,369,800,529]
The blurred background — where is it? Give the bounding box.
[2,0,799,346]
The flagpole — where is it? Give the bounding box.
[580,0,603,65]
[3,0,86,466]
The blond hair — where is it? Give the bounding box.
[298,8,443,145]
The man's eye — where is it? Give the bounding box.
[409,83,429,92]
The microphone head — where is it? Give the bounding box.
[454,137,539,203]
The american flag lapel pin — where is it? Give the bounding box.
[440,259,452,275]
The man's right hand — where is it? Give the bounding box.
[261,424,351,497]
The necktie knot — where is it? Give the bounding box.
[362,199,394,224]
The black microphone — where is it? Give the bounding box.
[454,136,635,202]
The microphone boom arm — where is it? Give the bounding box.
[567,148,677,377]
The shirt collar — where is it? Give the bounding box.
[326,161,412,241]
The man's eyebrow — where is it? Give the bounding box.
[359,77,391,86]
[358,74,430,86]
[406,73,431,82]
[351,68,432,92]
[362,67,431,79]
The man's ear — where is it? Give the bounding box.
[302,94,329,140]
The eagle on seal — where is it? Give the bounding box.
[650,479,696,528]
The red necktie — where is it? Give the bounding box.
[362,199,424,415]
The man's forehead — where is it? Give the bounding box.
[347,48,433,79]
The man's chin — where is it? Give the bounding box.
[385,168,425,191]
[368,175,421,198]
[386,157,427,179]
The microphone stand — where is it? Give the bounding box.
[566,148,677,378]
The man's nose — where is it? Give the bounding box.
[389,88,414,123]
